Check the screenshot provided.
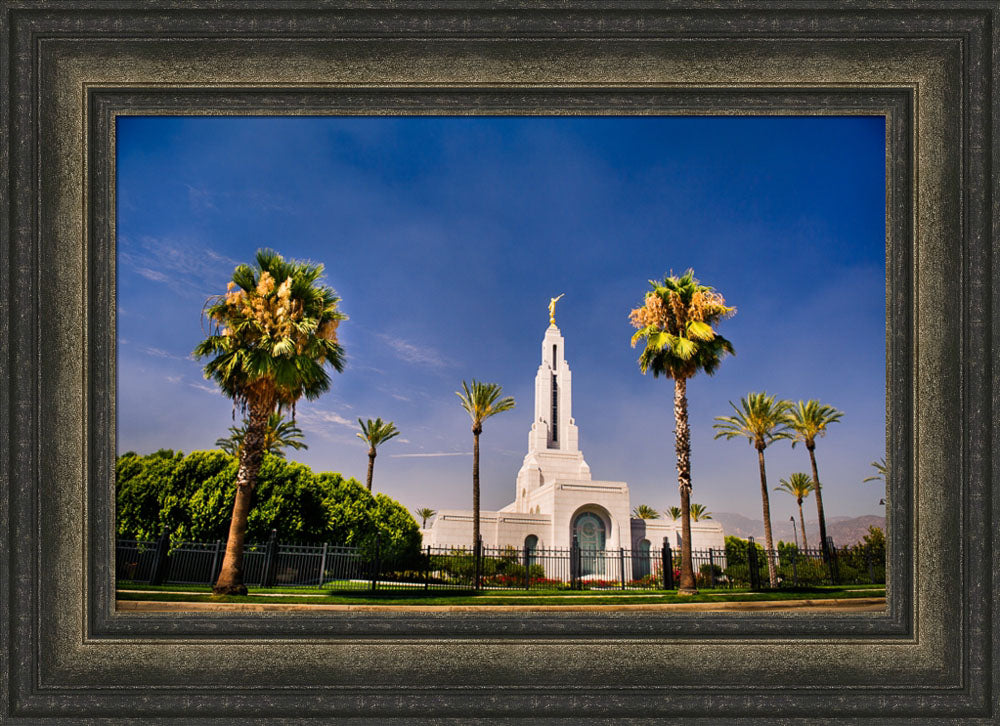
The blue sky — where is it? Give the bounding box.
[116,115,886,522]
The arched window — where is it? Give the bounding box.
[573,512,606,550]
[572,511,607,576]
[634,538,652,579]
[524,534,539,568]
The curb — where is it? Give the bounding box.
[117,596,886,614]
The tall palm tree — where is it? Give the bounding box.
[415,507,436,528]
[775,473,815,551]
[632,504,660,520]
[713,392,792,588]
[689,503,712,521]
[193,248,346,595]
[215,412,308,458]
[630,269,735,594]
[863,457,888,483]
[665,506,683,521]
[456,380,515,555]
[356,418,401,492]
[785,399,844,565]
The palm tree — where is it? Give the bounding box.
[863,457,887,483]
[415,507,436,528]
[713,392,792,588]
[775,473,815,551]
[456,380,515,556]
[215,412,308,458]
[356,418,401,492]
[689,503,712,521]
[785,399,844,565]
[665,506,683,521]
[630,269,735,594]
[632,504,660,520]
[193,248,346,595]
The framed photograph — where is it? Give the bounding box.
[1,2,994,722]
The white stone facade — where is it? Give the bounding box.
[422,321,726,556]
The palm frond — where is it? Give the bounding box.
[215,412,308,458]
[193,248,348,415]
[456,379,516,428]
[357,417,401,448]
[628,269,735,381]
[689,503,712,521]
[785,399,844,448]
[713,392,792,449]
[775,472,815,499]
[863,457,888,483]
[632,504,660,520]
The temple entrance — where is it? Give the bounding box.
[572,511,607,576]
[634,538,652,579]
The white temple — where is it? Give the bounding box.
[422,305,726,559]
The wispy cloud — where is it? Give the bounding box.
[187,185,293,215]
[377,335,453,368]
[138,345,192,362]
[296,407,356,429]
[189,382,220,395]
[186,184,218,211]
[390,451,470,459]
[119,235,241,300]
[165,375,182,384]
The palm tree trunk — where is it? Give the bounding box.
[472,429,481,556]
[797,498,809,551]
[674,377,697,594]
[213,401,270,595]
[808,444,830,563]
[756,447,778,588]
[366,449,376,491]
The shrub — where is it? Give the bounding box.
[697,562,724,588]
[116,449,421,561]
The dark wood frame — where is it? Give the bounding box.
[1,2,994,722]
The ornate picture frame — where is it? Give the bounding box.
[1,2,994,722]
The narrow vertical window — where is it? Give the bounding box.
[552,344,557,370]
[551,374,558,444]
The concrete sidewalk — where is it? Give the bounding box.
[117,596,886,614]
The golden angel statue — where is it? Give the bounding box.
[548,293,565,325]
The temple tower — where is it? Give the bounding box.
[511,321,592,512]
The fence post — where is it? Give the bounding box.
[708,548,716,588]
[370,533,381,592]
[318,542,329,589]
[662,538,674,590]
[827,537,839,584]
[209,539,223,584]
[865,549,874,584]
[425,544,431,591]
[149,530,171,586]
[260,529,279,588]
[523,543,531,591]
[570,536,580,590]
[747,537,760,590]
[791,547,799,587]
[474,536,482,592]
[619,547,627,590]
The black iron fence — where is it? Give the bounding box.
[116,533,885,592]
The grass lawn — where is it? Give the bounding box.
[117,582,885,607]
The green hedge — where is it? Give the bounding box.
[116,449,421,561]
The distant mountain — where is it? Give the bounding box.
[712,512,885,547]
